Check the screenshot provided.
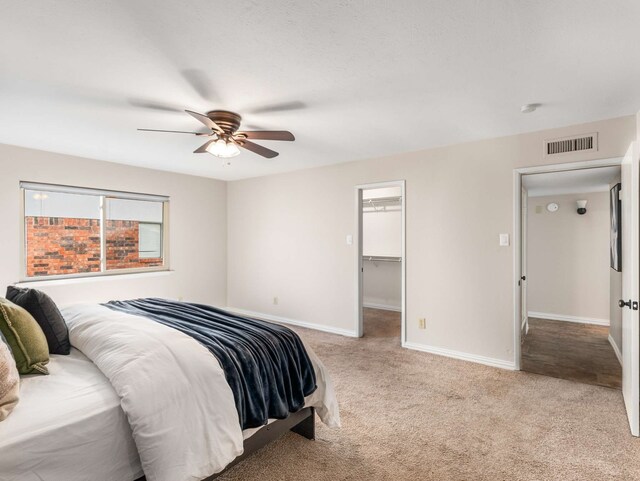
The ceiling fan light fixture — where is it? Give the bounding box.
[225,141,240,158]
[207,138,240,158]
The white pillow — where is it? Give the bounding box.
[0,339,19,421]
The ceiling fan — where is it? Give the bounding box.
[138,109,295,159]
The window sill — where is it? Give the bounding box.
[15,270,174,288]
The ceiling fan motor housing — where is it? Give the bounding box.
[206,110,242,135]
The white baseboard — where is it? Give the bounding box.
[528,311,610,327]
[225,307,359,338]
[402,341,517,371]
[608,334,623,365]
[363,302,401,312]
[227,307,516,370]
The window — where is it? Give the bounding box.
[22,182,168,280]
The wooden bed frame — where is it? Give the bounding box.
[136,407,315,481]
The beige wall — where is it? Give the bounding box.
[363,261,401,310]
[527,192,610,322]
[363,210,402,258]
[0,144,227,307]
[227,115,636,366]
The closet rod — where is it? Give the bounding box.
[362,256,402,263]
[363,207,401,213]
[362,196,402,213]
[362,196,402,205]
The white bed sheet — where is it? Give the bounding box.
[0,350,325,481]
[0,308,340,481]
[0,348,143,481]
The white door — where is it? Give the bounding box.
[521,187,528,334]
[621,141,640,436]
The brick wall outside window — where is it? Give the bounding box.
[106,220,163,270]
[25,217,162,277]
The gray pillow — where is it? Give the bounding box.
[6,286,70,355]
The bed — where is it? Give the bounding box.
[0,348,143,481]
[0,299,340,481]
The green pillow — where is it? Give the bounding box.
[0,298,49,375]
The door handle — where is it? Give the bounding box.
[619,299,632,309]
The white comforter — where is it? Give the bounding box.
[62,304,340,481]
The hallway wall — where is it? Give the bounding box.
[527,192,610,324]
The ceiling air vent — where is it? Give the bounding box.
[544,133,597,156]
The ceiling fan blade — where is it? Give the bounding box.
[242,123,265,130]
[181,69,222,103]
[129,98,183,113]
[247,101,306,114]
[236,131,295,141]
[185,110,223,133]
[238,140,279,159]
[193,140,215,154]
[138,128,208,135]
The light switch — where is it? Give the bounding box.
[346,235,353,245]
[499,234,510,246]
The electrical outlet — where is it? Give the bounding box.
[273,296,279,305]
[418,318,426,329]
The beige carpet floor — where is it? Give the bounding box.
[219,309,640,480]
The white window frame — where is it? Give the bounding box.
[20,182,170,282]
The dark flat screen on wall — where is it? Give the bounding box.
[610,182,622,272]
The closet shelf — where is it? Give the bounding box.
[362,256,402,263]
[362,196,402,212]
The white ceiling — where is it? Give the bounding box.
[523,166,620,197]
[1,1,639,181]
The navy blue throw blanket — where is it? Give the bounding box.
[103,298,317,429]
